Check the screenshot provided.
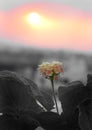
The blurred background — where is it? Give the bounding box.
[0,0,92,90]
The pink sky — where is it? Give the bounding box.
[0,3,92,51]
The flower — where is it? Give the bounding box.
[38,61,64,114]
[38,61,63,80]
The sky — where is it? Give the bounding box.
[0,0,92,51]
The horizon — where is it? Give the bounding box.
[0,41,92,55]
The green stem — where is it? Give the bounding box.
[50,79,59,114]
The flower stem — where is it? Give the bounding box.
[50,79,59,114]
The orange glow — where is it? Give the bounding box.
[0,3,92,51]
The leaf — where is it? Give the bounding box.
[26,78,54,111]
[0,112,40,130]
[86,74,92,99]
[37,112,62,130]
[79,100,92,130]
[0,70,43,114]
[58,81,87,116]
[37,111,81,130]
[0,70,46,129]
[79,74,92,130]
[37,88,54,111]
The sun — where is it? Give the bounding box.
[26,12,54,29]
[27,12,42,26]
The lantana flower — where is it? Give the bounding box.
[38,61,63,80]
[38,61,64,114]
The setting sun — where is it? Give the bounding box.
[27,12,42,26]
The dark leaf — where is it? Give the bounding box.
[37,88,54,111]
[86,74,92,99]
[0,70,46,129]
[58,81,87,116]
[37,112,62,130]
[79,74,92,130]
[0,113,40,130]
[37,111,80,130]
[79,100,92,130]
[0,70,43,114]
[26,78,54,111]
